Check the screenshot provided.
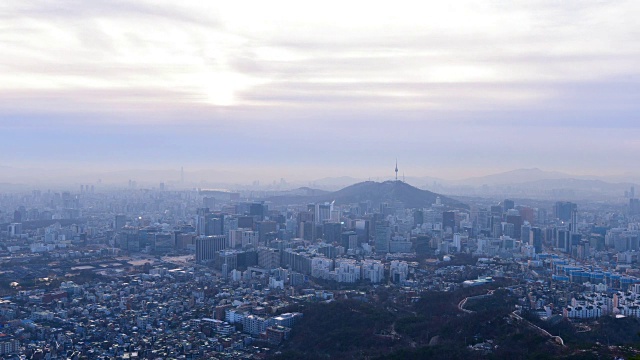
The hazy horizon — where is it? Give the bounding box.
[2,164,640,190]
[2,1,639,183]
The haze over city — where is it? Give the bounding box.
[6,2,640,359]
[2,0,639,184]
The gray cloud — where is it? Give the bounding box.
[1,1,640,181]
[1,0,221,28]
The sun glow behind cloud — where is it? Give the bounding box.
[2,0,637,110]
[1,0,639,180]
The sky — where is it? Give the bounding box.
[1,0,639,184]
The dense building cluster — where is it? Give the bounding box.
[1,181,640,357]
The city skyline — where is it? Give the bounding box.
[2,1,639,181]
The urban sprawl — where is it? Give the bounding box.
[0,181,639,358]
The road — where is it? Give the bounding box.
[457,290,494,314]
[510,311,565,346]
[458,297,474,314]
[458,289,565,347]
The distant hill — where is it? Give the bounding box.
[523,177,635,190]
[262,187,330,197]
[307,176,364,190]
[266,180,467,209]
[324,181,467,209]
[456,168,573,186]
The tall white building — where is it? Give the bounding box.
[335,259,361,283]
[311,257,333,279]
[390,260,409,283]
[316,203,332,224]
[453,233,462,252]
[362,259,384,283]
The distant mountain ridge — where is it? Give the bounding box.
[265,180,468,209]
[2,163,639,202]
[454,168,573,186]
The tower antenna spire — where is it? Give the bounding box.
[395,159,398,181]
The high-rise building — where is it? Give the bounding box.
[502,222,515,238]
[443,211,456,232]
[355,219,369,244]
[175,233,194,250]
[153,233,174,254]
[115,214,126,231]
[374,222,391,254]
[556,228,570,251]
[196,208,210,236]
[118,228,139,251]
[453,233,462,252]
[476,208,489,230]
[203,197,216,209]
[8,223,22,237]
[415,235,431,254]
[518,206,535,225]
[217,250,238,277]
[196,235,226,263]
[258,247,280,269]
[257,221,278,245]
[413,210,424,226]
[537,208,548,225]
[521,224,531,244]
[505,214,523,239]
[570,233,582,255]
[390,260,408,283]
[492,222,503,238]
[238,216,254,229]
[341,231,358,250]
[300,221,315,241]
[315,203,331,224]
[570,208,578,235]
[503,199,515,212]
[555,201,577,222]
[205,213,224,236]
[250,203,266,221]
[322,222,342,243]
[490,205,503,218]
[631,198,640,215]
[531,227,543,254]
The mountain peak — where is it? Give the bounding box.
[264,180,467,209]
[328,180,467,209]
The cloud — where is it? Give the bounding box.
[2,1,638,109]
[1,1,640,180]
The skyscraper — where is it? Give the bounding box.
[205,213,224,236]
[443,211,456,232]
[555,201,577,222]
[413,210,424,226]
[375,222,391,254]
[502,199,515,212]
[322,222,342,243]
[115,214,126,231]
[631,198,640,215]
[531,227,543,254]
[570,208,578,235]
[250,203,266,221]
[315,203,331,224]
[505,214,522,240]
[196,235,226,263]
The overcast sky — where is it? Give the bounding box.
[1,1,639,183]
